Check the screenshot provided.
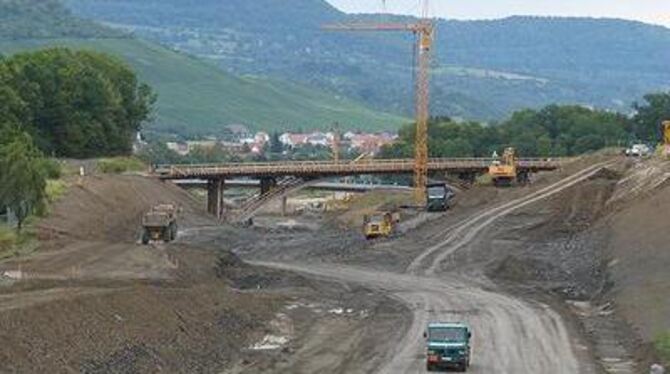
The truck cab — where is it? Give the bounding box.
[424,322,472,372]
[426,183,455,212]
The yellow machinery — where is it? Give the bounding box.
[323,0,434,204]
[664,121,670,156]
[141,204,179,244]
[489,147,518,187]
[363,211,401,240]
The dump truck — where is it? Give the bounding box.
[424,322,472,372]
[363,211,400,240]
[141,204,179,244]
[426,183,455,212]
[489,147,517,187]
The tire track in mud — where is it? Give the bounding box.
[407,160,615,275]
[256,263,582,373]
[255,162,614,373]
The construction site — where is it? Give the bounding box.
[0,149,669,373]
[1,1,670,373]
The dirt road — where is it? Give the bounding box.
[252,162,615,373]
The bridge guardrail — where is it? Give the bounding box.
[154,157,567,179]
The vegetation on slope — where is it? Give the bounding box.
[0,0,405,135]
[66,0,670,119]
[382,93,670,158]
[0,0,123,39]
[1,48,154,157]
[3,39,405,135]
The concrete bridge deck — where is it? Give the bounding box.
[155,158,565,221]
[155,158,562,180]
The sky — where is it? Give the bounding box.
[325,0,670,28]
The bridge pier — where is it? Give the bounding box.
[260,177,277,195]
[456,171,478,184]
[207,178,225,220]
[282,196,288,216]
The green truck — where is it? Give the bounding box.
[426,183,455,212]
[424,322,472,372]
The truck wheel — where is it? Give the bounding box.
[162,227,171,242]
[141,229,150,245]
[425,363,433,372]
[169,222,177,241]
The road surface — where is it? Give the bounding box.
[254,162,613,373]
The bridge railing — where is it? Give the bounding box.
[154,157,566,179]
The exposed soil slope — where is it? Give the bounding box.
[0,173,409,373]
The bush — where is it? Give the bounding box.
[98,157,146,174]
[41,158,62,179]
[656,331,670,364]
[45,180,68,203]
[0,226,17,254]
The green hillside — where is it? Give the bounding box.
[65,0,670,120]
[0,38,406,136]
[0,0,406,136]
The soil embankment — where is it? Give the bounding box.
[2,154,668,373]
[0,174,408,372]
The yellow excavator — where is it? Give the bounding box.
[363,211,401,240]
[489,147,518,187]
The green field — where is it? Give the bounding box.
[0,38,407,136]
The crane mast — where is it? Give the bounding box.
[322,1,434,203]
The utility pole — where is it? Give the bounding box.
[323,0,434,204]
[332,122,341,163]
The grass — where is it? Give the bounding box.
[0,224,38,260]
[46,179,68,203]
[656,331,670,364]
[0,38,407,135]
[98,157,146,174]
[0,226,17,256]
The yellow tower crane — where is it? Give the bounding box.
[323,0,434,204]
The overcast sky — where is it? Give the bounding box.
[326,0,670,27]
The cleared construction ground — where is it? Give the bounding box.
[1,152,669,373]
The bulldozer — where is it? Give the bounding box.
[141,204,179,245]
[489,147,518,187]
[363,211,400,240]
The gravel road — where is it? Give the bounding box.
[254,162,615,373]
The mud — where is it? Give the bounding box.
[2,153,668,373]
[0,174,408,373]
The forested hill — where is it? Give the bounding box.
[65,0,670,120]
[0,0,405,136]
[0,0,124,39]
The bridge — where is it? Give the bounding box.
[172,179,414,193]
[154,158,563,221]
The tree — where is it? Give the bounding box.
[269,131,284,154]
[2,48,155,158]
[0,128,46,232]
[384,104,631,159]
[632,92,670,142]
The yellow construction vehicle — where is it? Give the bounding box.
[141,204,179,244]
[489,147,517,187]
[363,211,400,240]
[663,121,670,157]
